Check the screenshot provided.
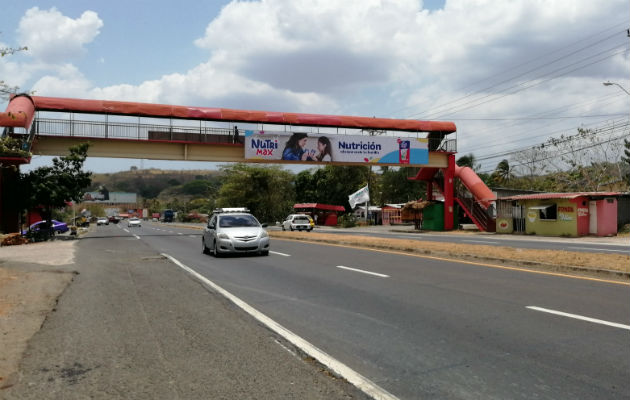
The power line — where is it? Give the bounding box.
[391,21,629,118]
[445,113,627,121]
[409,29,628,119]
[421,45,628,120]
[475,123,630,173]
[474,119,629,162]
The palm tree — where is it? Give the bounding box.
[493,159,514,184]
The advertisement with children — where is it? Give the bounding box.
[244,130,429,166]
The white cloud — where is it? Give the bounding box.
[31,64,93,98]
[17,7,103,63]
[11,0,629,169]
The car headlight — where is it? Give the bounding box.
[217,233,230,239]
[259,230,269,238]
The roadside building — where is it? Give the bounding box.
[382,204,405,225]
[293,203,345,226]
[81,191,138,216]
[353,206,382,225]
[496,192,621,237]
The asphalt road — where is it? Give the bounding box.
[99,221,630,400]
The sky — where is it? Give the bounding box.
[1,0,628,174]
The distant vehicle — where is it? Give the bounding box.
[96,217,109,226]
[74,216,90,227]
[108,215,120,224]
[282,214,313,231]
[202,208,269,257]
[162,209,174,222]
[23,220,69,235]
[127,217,141,228]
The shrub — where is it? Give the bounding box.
[337,213,357,228]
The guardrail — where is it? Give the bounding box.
[31,118,235,141]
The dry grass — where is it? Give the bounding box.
[270,231,630,278]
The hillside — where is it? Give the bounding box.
[88,168,224,200]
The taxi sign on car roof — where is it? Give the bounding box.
[213,207,250,213]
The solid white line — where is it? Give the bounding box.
[270,251,291,257]
[462,240,499,244]
[123,228,129,233]
[526,306,630,330]
[161,253,399,400]
[584,248,629,253]
[336,265,389,278]
[133,234,140,240]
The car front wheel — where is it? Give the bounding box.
[202,239,210,255]
[212,241,221,257]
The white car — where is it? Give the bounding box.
[127,217,142,227]
[96,217,109,226]
[282,214,313,231]
[202,208,269,257]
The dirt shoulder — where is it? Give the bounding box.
[0,241,77,389]
[270,231,630,280]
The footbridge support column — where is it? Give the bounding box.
[443,154,455,230]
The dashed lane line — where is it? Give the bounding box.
[270,251,291,257]
[526,306,630,330]
[336,265,389,278]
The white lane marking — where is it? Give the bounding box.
[177,232,183,235]
[527,306,630,330]
[270,251,291,257]
[123,228,129,233]
[189,235,197,238]
[161,254,399,400]
[462,240,499,244]
[336,265,389,278]
[582,248,629,254]
[133,234,140,240]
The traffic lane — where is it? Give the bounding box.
[142,234,629,399]
[135,222,629,255]
[268,238,630,337]
[306,228,630,255]
[228,240,630,399]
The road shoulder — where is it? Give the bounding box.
[0,241,77,389]
[1,231,368,399]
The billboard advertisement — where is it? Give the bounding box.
[244,130,428,165]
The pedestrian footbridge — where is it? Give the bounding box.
[1,95,457,167]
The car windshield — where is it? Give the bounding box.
[219,215,259,228]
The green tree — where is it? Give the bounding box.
[216,164,295,223]
[294,169,318,203]
[379,167,424,204]
[456,153,480,171]
[21,143,92,237]
[307,166,369,210]
[180,179,213,196]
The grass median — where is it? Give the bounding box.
[270,231,630,279]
